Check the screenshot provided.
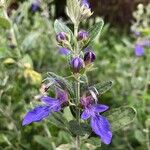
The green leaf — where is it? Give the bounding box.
[66,0,80,24]
[134,130,145,144]
[0,17,11,29]
[68,120,91,136]
[86,137,101,147]
[85,20,104,47]
[104,106,137,132]
[34,135,52,150]
[20,54,33,68]
[47,72,74,96]
[21,32,40,50]
[54,19,73,36]
[48,112,69,130]
[90,80,113,95]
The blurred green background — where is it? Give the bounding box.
[0,0,150,150]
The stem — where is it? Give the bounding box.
[73,20,81,150]
[2,0,21,58]
[75,76,81,150]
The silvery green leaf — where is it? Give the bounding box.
[54,19,73,36]
[48,112,69,130]
[21,32,40,50]
[66,0,80,24]
[104,106,137,132]
[89,80,113,95]
[47,72,74,96]
[68,120,91,136]
[85,20,104,47]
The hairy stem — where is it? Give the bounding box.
[74,21,81,150]
[75,76,81,150]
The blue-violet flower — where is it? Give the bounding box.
[22,88,68,126]
[59,47,70,55]
[81,95,112,145]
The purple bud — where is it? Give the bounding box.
[81,0,90,8]
[135,44,144,57]
[84,51,96,64]
[56,32,67,43]
[31,0,40,12]
[77,30,89,41]
[70,57,84,73]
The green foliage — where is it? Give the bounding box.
[105,107,137,132]
[68,120,91,136]
[0,17,11,29]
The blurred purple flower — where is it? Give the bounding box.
[134,40,150,56]
[81,96,112,145]
[31,0,40,12]
[81,0,90,8]
[77,30,89,41]
[135,44,144,57]
[70,57,84,73]
[134,31,141,37]
[22,88,68,126]
[59,47,70,55]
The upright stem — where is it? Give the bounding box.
[75,76,80,150]
[74,22,81,150]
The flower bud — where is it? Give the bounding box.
[77,30,89,41]
[31,0,40,12]
[70,57,84,73]
[56,32,68,43]
[80,0,93,19]
[84,51,96,65]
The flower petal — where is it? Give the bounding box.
[81,108,91,120]
[59,48,70,55]
[93,104,109,113]
[135,44,144,56]
[22,105,51,126]
[56,88,68,103]
[90,115,112,145]
[41,96,59,105]
[41,96,62,112]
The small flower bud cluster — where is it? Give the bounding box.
[56,29,96,73]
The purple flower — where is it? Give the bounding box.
[59,47,70,55]
[134,31,141,37]
[134,44,144,57]
[84,51,96,65]
[56,32,68,43]
[70,57,84,73]
[22,88,68,126]
[81,96,112,145]
[77,30,89,41]
[31,0,40,12]
[81,0,90,8]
